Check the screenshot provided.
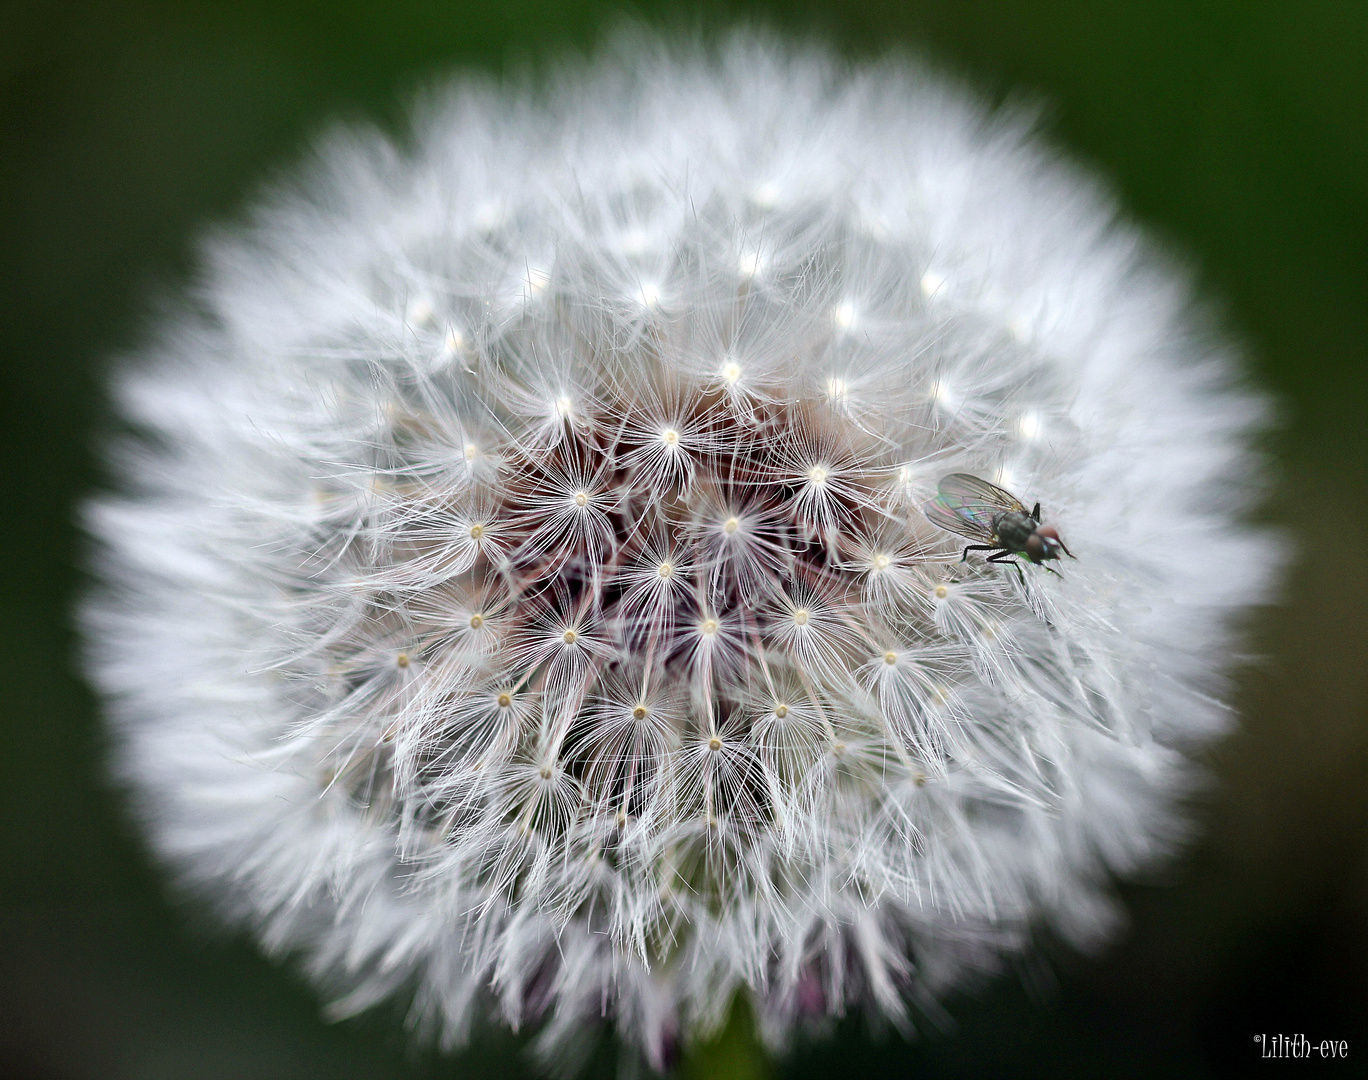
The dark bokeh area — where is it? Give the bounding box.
[2,1,1366,1077]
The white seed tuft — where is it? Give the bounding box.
[82,33,1279,1070]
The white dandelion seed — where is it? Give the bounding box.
[919,269,948,298]
[831,300,858,332]
[737,248,766,280]
[82,32,1279,1073]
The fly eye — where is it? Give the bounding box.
[1036,525,1060,541]
[1024,534,1046,561]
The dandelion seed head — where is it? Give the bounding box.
[617,227,650,255]
[83,33,1279,1069]
[1017,410,1043,440]
[526,266,551,297]
[750,180,781,208]
[405,294,436,329]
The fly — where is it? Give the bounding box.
[922,473,1074,584]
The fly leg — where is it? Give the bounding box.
[959,544,998,563]
[986,550,1026,587]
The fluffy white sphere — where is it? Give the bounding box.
[83,34,1278,1068]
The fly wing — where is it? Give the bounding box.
[921,472,1024,542]
[938,472,1025,514]
[922,495,995,542]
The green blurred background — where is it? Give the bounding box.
[2,2,1366,1077]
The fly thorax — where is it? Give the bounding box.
[993,512,1037,550]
